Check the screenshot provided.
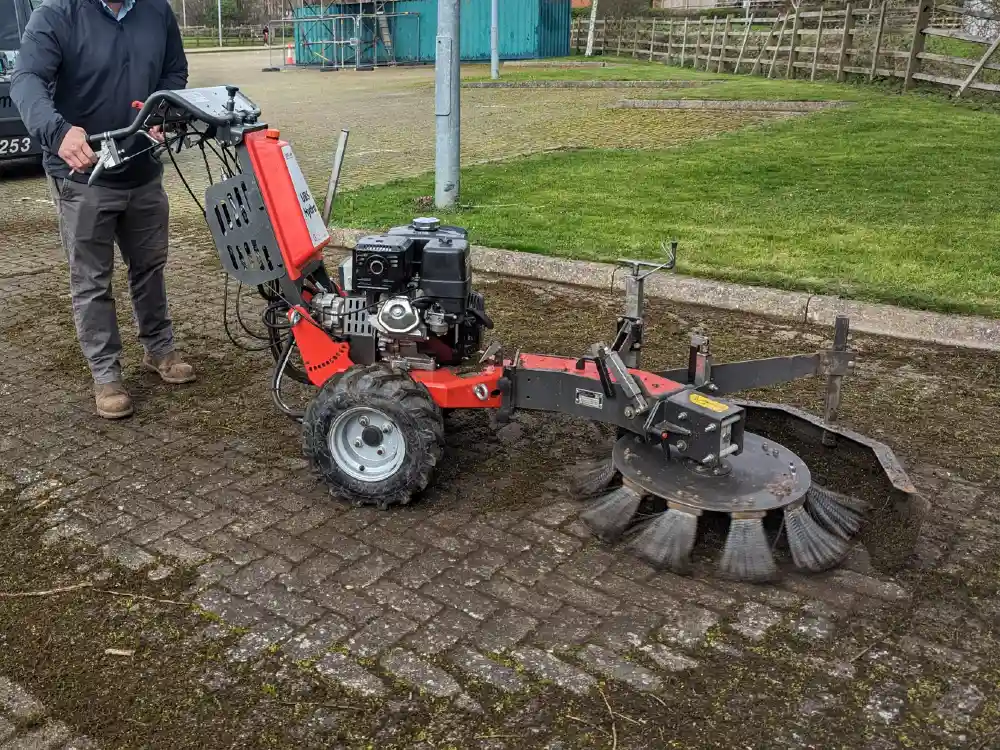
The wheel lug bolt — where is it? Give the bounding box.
[377,448,384,456]
[359,417,369,427]
[354,439,363,448]
[382,424,392,434]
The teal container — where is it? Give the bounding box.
[294,0,571,66]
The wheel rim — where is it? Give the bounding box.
[328,406,406,482]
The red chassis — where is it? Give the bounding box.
[245,128,687,424]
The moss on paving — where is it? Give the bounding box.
[2,275,1000,747]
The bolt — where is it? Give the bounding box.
[762,442,769,451]
[359,416,369,427]
[377,448,384,456]
[354,439,363,448]
[677,411,688,421]
[624,407,635,419]
[358,465,365,472]
[705,424,717,433]
[676,440,688,451]
[382,424,392,434]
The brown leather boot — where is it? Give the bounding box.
[95,381,134,420]
[142,350,197,384]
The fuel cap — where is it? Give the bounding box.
[412,217,441,232]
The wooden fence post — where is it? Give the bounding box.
[869,0,887,81]
[650,19,656,61]
[786,10,802,78]
[811,6,825,81]
[904,1,933,90]
[707,17,719,71]
[694,17,705,69]
[735,14,754,73]
[752,16,781,75]
[632,18,640,58]
[837,3,855,82]
[719,15,732,73]
[617,19,624,57]
[681,18,689,67]
[768,13,789,78]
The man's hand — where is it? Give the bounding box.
[58,126,97,171]
[148,125,165,143]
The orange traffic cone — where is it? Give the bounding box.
[285,43,295,65]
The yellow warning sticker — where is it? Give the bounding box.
[689,392,730,413]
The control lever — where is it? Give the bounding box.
[87,137,124,186]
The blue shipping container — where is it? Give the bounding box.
[293,0,570,66]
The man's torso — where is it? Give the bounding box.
[45,0,171,187]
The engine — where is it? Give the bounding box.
[311,218,493,370]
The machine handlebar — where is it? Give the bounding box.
[82,86,262,185]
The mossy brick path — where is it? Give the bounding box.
[0,676,99,749]
[1,52,998,748]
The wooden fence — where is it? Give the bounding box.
[571,2,1000,97]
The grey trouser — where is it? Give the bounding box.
[49,175,174,384]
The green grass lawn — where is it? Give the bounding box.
[343,64,1000,317]
[647,78,876,101]
[464,57,726,82]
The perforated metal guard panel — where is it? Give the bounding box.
[342,296,374,337]
[205,173,285,286]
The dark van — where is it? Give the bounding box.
[0,0,41,163]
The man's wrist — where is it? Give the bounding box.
[50,119,73,153]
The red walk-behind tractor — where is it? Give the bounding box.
[83,86,927,583]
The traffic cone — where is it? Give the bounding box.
[285,43,295,65]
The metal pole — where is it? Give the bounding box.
[217,0,222,46]
[435,0,460,209]
[182,0,187,29]
[323,130,350,226]
[491,0,500,79]
[585,0,599,56]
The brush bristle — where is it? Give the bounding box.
[784,502,851,572]
[570,459,619,500]
[629,506,699,574]
[580,486,642,542]
[719,515,779,582]
[805,486,864,540]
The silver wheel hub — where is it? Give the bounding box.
[329,407,405,482]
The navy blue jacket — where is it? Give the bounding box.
[11,0,187,187]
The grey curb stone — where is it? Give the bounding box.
[327,229,1000,352]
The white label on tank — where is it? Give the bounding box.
[575,389,604,410]
[281,144,330,249]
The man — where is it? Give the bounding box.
[11,0,195,420]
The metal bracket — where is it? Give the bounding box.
[687,333,714,389]
[598,345,650,416]
[818,349,855,377]
[479,341,504,366]
[822,315,851,446]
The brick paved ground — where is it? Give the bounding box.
[0,676,98,750]
[1,53,998,748]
